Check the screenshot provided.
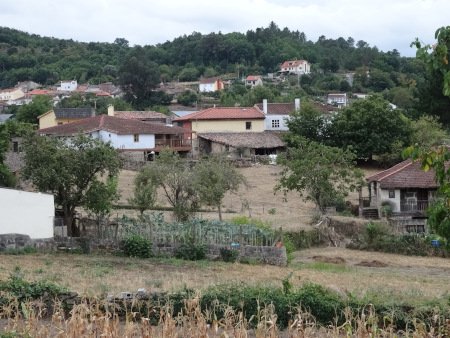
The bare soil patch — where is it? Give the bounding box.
[312,255,346,264]
[355,260,389,268]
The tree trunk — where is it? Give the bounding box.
[63,204,77,237]
[218,204,223,221]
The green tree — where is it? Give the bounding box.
[128,167,158,216]
[0,124,15,187]
[407,26,450,245]
[276,138,363,213]
[22,134,121,236]
[85,177,119,237]
[194,155,246,221]
[410,115,448,149]
[286,102,329,144]
[330,95,411,160]
[16,95,52,124]
[146,150,199,222]
[177,90,198,106]
[118,47,161,109]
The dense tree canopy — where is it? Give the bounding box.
[22,134,121,236]
[330,95,412,160]
[277,137,363,213]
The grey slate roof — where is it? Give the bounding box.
[54,108,95,119]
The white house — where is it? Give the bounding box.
[245,75,263,88]
[327,93,348,108]
[38,115,191,158]
[280,60,311,75]
[0,87,25,101]
[0,188,54,238]
[57,80,78,91]
[199,77,224,93]
[255,98,300,131]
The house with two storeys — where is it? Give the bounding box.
[38,107,96,129]
[38,115,191,160]
[361,159,439,232]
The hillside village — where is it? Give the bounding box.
[0,23,450,336]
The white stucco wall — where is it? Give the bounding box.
[264,115,290,131]
[0,188,54,238]
[91,131,155,150]
[199,83,215,92]
[379,188,401,212]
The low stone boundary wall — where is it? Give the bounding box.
[0,234,287,266]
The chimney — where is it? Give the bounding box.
[294,98,301,111]
[262,99,268,114]
[107,104,114,116]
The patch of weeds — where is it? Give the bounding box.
[1,246,37,255]
[95,282,111,296]
[302,262,351,273]
[145,279,163,288]
[43,259,53,267]
[268,208,276,215]
[33,268,44,274]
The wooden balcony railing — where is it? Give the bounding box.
[155,139,192,148]
[400,200,429,213]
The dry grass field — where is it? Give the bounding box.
[116,164,378,231]
[1,248,448,305]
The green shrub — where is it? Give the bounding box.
[380,200,394,217]
[284,229,324,250]
[175,242,206,261]
[0,268,66,303]
[365,222,389,244]
[123,235,152,258]
[1,246,37,255]
[219,247,239,262]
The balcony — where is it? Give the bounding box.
[155,138,192,151]
[400,199,429,213]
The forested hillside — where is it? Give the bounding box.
[1,22,448,122]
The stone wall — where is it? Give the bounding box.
[0,234,286,266]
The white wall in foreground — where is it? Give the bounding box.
[0,188,54,238]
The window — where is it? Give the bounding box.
[245,121,252,130]
[271,119,280,128]
[388,190,395,198]
[133,134,139,142]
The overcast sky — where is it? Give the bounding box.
[0,0,447,57]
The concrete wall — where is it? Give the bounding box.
[379,188,401,212]
[94,130,155,150]
[264,115,290,131]
[38,111,56,129]
[191,119,265,133]
[0,188,54,238]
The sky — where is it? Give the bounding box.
[0,0,448,57]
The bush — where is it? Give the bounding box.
[284,229,324,250]
[219,247,239,262]
[0,268,66,303]
[123,235,153,258]
[380,200,394,217]
[364,222,389,244]
[175,242,206,261]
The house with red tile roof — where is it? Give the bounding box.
[173,106,274,157]
[245,75,263,88]
[173,106,265,135]
[362,159,439,229]
[279,60,311,75]
[39,115,191,158]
